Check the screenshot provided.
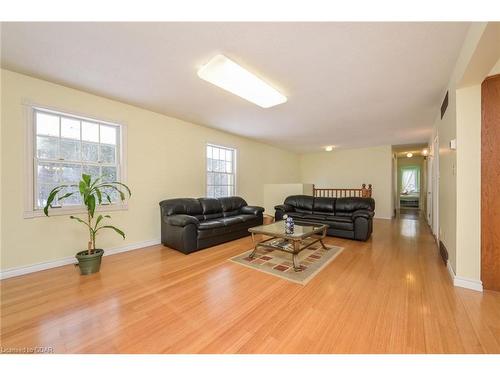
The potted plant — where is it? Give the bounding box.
[43,173,131,275]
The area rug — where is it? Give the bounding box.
[229,239,344,285]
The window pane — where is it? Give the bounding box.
[207,172,214,185]
[226,161,232,173]
[36,112,59,136]
[100,125,117,145]
[59,163,82,183]
[59,187,82,205]
[61,117,80,139]
[83,165,100,182]
[37,162,60,184]
[37,136,58,159]
[101,166,117,182]
[60,139,81,161]
[38,183,60,208]
[213,147,219,160]
[100,144,116,163]
[226,150,232,161]
[207,185,214,198]
[207,159,213,172]
[82,121,99,142]
[82,142,99,162]
[206,146,212,158]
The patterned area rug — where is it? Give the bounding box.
[229,239,344,285]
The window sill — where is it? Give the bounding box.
[23,203,128,219]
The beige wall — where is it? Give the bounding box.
[263,183,313,215]
[491,57,500,75]
[0,69,300,270]
[299,145,393,219]
[432,22,500,282]
[456,85,481,280]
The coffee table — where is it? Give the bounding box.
[248,221,328,271]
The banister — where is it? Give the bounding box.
[312,184,372,198]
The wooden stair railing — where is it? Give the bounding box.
[312,184,372,198]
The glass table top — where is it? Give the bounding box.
[248,220,327,239]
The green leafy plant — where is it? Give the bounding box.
[44,174,131,254]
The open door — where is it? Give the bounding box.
[481,74,500,291]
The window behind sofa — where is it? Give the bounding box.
[206,144,236,198]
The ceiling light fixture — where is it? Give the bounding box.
[325,146,334,152]
[407,152,413,158]
[422,148,429,156]
[197,54,287,108]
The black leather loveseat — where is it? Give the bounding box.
[275,195,375,241]
[159,196,264,254]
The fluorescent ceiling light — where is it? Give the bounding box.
[197,54,287,108]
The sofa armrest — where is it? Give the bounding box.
[274,204,295,212]
[352,209,375,220]
[240,205,265,215]
[165,214,200,227]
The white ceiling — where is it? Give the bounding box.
[0,22,469,153]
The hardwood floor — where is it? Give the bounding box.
[1,216,500,353]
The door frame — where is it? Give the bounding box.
[432,134,440,241]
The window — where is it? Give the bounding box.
[28,106,125,215]
[206,144,236,198]
[401,166,420,193]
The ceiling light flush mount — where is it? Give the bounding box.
[325,146,334,152]
[197,54,287,108]
[407,152,413,158]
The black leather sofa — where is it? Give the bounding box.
[159,196,264,254]
[275,195,375,241]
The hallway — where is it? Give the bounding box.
[1,215,500,353]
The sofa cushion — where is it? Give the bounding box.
[219,196,248,217]
[220,216,244,226]
[159,198,203,218]
[198,219,225,230]
[284,195,314,213]
[335,197,375,214]
[199,198,223,220]
[239,214,261,223]
[313,197,336,214]
[302,213,327,221]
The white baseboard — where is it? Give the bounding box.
[374,216,393,220]
[446,261,483,292]
[0,238,161,280]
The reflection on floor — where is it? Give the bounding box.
[1,215,500,353]
[398,208,421,220]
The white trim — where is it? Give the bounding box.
[22,100,128,219]
[0,238,160,280]
[447,260,456,280]
[374,216,393,220]
[446,261,483,292]
[454,276,483,292]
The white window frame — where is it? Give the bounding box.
[23,102,128,219]
[206,143,237,198]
